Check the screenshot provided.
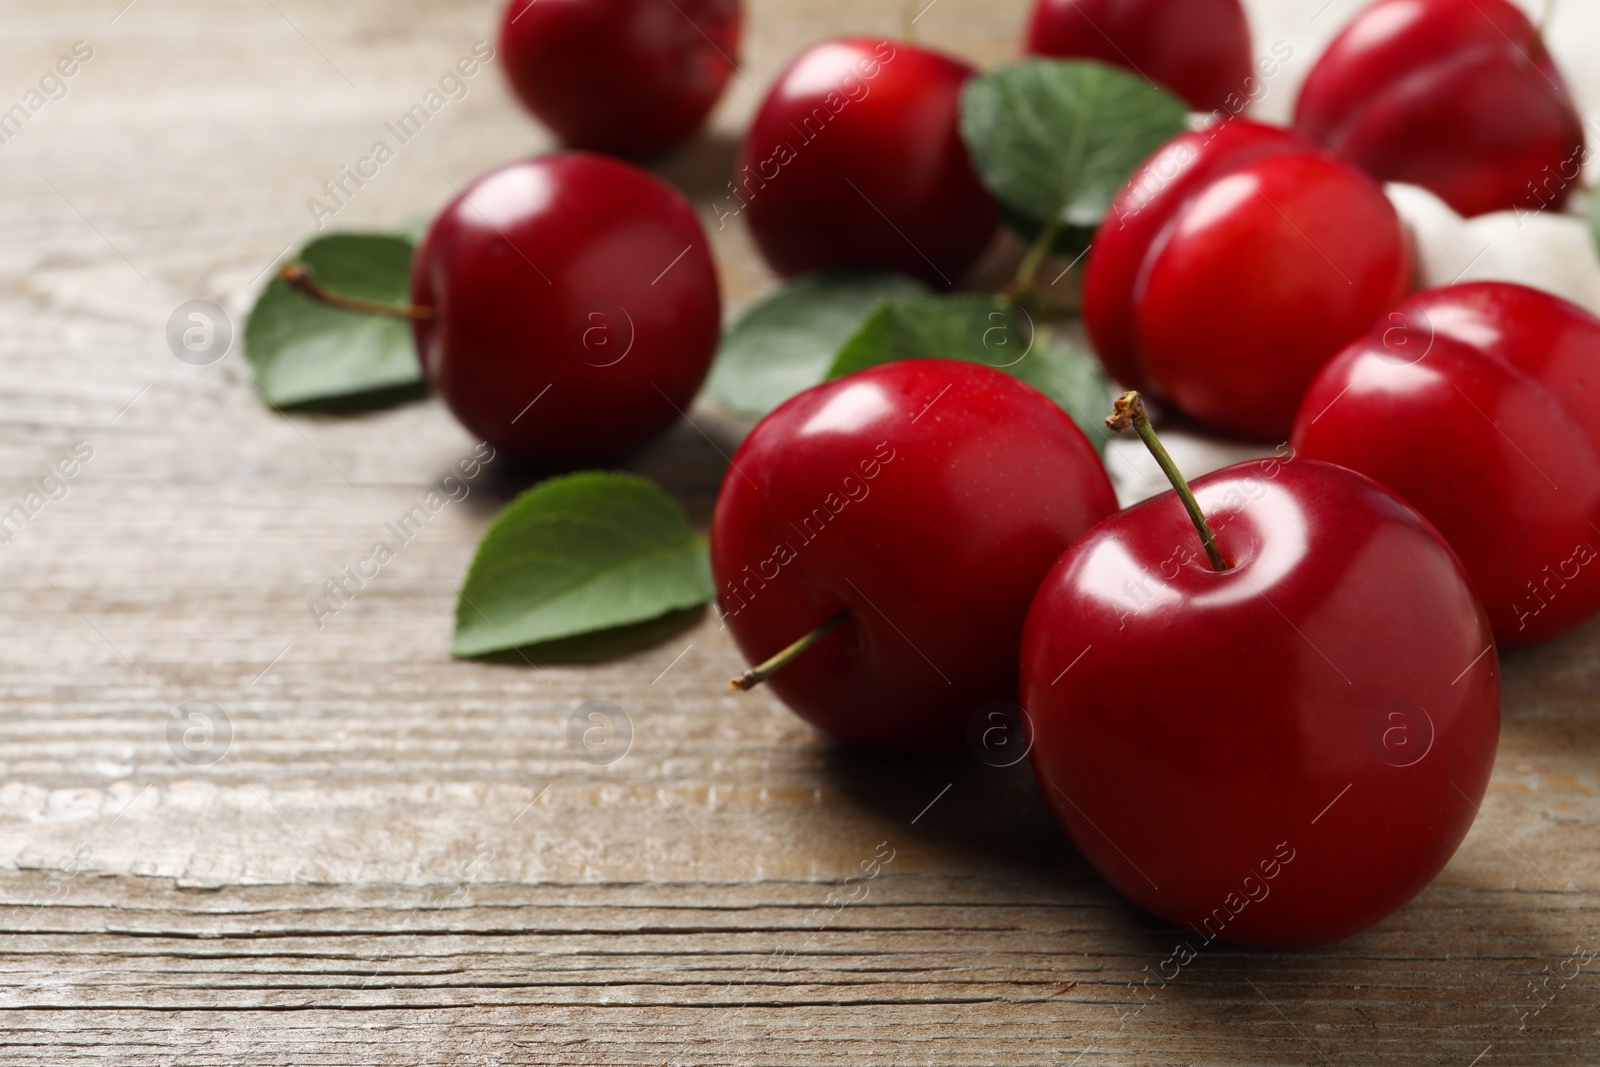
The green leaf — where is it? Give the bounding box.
[826,295,1113,449]
[452,473,714,658]
[828,295,1016,373]
[1025,332,1117,452]
[244,233,425,409]
[961,59,1189,238]
[707,270,929,418]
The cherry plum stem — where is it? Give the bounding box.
[730,611,849,691]
[279,262,436,322]
[1532,0,1558,63]
[1106,391,1229,572]
[1014,213,1062,292]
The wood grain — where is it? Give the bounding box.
[0,0,1597,1063]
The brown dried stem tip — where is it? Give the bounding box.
[278,262,435,322]
[1105,391,1229,573]
[729,611,848,691]
[1532,0,1558,63]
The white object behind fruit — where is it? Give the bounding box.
[1107,0,1600,507]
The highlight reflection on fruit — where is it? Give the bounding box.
[712,360,1116,753]
[1021,393,1500,946]
[1294,281,1600,646]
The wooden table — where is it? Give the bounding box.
[1,0,1596,1062]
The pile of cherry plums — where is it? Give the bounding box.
[299,0,1599,948]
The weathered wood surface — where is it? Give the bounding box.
[0,0,1597,1063]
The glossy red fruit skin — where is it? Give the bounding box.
[499,0,742,157]
[1082,119,1412,440]
[1021,459,1499,946]
[735,38,1000,288]
[1292,282,1600,646]
[411,153,721,468]
[712,360,1117,753]
[1293,0,1585,218]
[1023,0,1254,113]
